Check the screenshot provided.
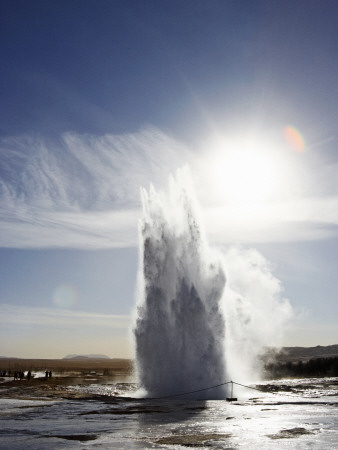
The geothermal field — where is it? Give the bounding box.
[0,362,337,449]
[1,173,337,448]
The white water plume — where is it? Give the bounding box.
[134,168,228,399]
[133,168,291,399]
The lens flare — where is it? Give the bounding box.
[284,125,305,152]
[53,284,78,308]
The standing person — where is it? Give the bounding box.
[27,370,31,380]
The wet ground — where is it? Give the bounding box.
[0,376,337,449]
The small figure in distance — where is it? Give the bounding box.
[27,370,31,381]
[45,370,49,379]
[49,370,52,378]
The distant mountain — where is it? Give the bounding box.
[62,354,111,360]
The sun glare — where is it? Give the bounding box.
[195,131,308,239]
[207,136,285,205]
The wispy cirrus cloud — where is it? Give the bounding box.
[0,303,130,329]
[0,127,190,248]
[0,209,139,249]
[0,127,189,211]
[0,127,337,248]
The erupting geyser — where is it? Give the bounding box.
[133,167,292,399]
[134,168,228,399]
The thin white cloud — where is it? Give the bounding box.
[204,197,338,244]
[0,303,131,329]
[0,128,190,248]
[0,127,337,248]
[0,304,133,359]
[0,127,189,211]
[0,209,139,249]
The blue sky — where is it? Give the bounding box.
[0,0,337,358]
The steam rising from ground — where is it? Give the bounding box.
[134,169,291,398]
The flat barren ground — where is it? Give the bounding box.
[0,358,134,401]
[0,357,133,374]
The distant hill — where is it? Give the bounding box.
[262,345,338,378]
[279,344,338,362]
[263,344,338,363]
[62,354,111,360]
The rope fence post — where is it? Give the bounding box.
[226,380,237,402]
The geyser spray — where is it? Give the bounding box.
[134,168,228,399]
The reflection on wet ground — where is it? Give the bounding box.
[0,377,337,449]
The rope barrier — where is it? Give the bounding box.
[149,381,232,400]
[147,379,307,400]
[232,381,301,398]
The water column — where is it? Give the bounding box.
[134,169,228,399]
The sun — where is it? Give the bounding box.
[207,135,285,205]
